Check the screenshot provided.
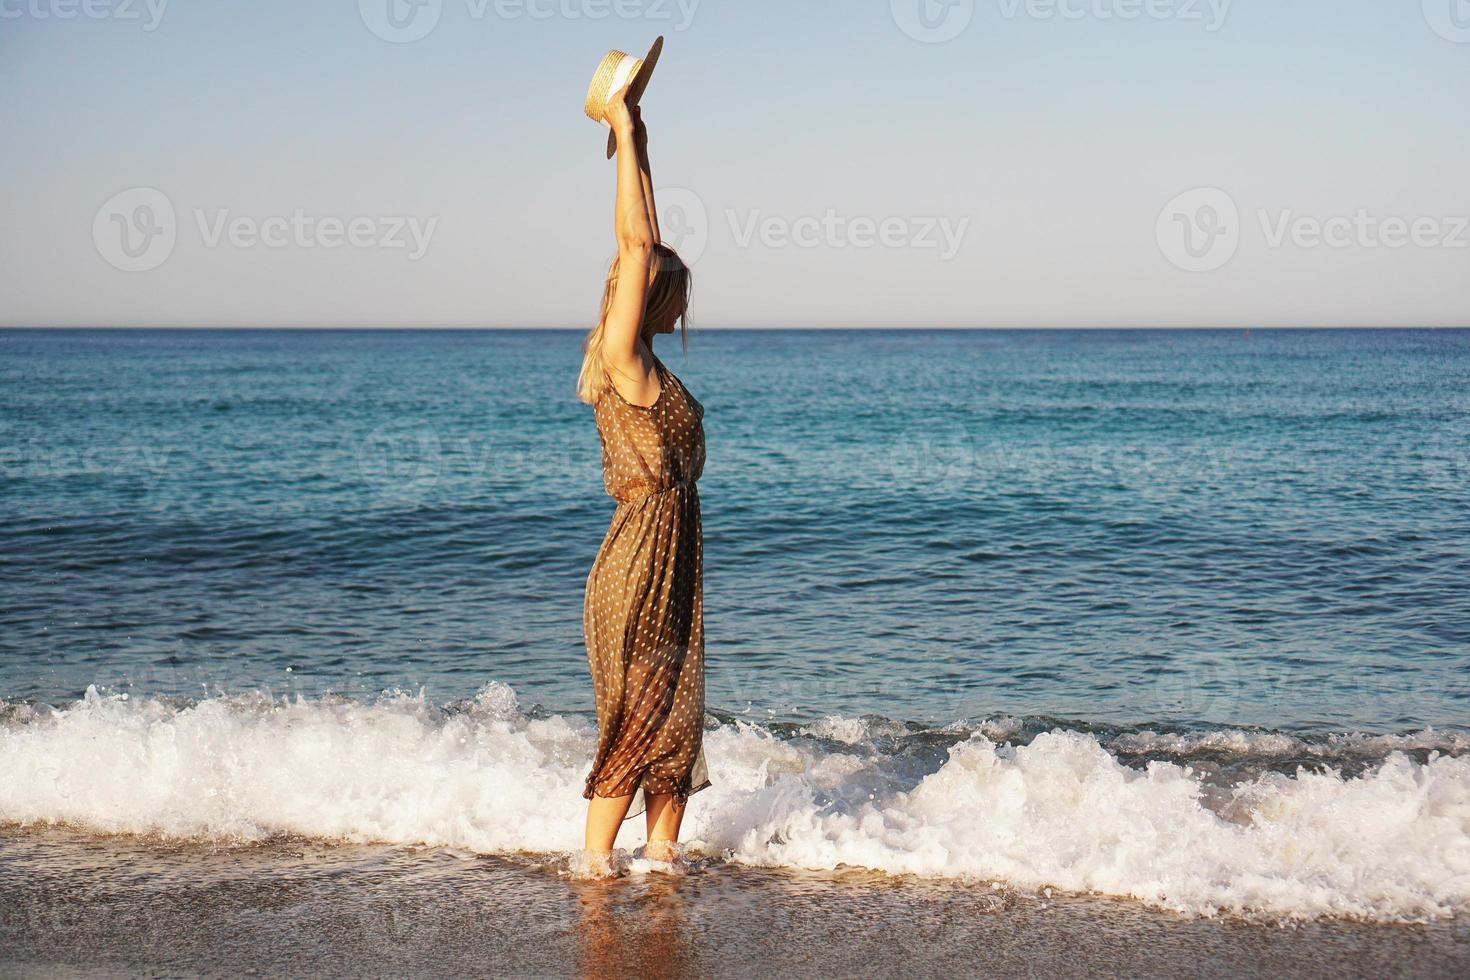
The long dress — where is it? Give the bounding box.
[582,353,711,821]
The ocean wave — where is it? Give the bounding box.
[1108,727,1470,759]
[2,684,1468,922]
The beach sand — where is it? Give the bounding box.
[2,824,1465,979]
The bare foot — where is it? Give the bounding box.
[570,847,626,879]
[641,839,683,864]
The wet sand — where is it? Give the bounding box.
[2,824,1466,979]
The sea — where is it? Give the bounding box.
[2,328,1469,972]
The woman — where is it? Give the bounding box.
[576,85,710,872]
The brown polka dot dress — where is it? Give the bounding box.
[583,353,711,821]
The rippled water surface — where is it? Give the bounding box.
[4,825,1467,977]
[3,328,1468,731]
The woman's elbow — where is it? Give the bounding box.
[617,234,655,256]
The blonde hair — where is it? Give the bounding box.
[577,243,691,405]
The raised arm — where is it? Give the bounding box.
[600,87,657,376]
[633,107,660,243]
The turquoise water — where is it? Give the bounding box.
[2,328,1468,732]
[6,328,1470,923]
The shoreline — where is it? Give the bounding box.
[3,685,1467,924]
[3,825,1467,979]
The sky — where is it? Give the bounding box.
[1,0,1467,328]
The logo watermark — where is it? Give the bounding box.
[1156,187,1240,273]
[93,188,439,272]
[1422,0,1470,43]
[93,187,177,273]
[891,0,976,43]
[1158,187,1469,272]
[359,0,700,44]
[358,420,445,504]
[0,0,168,30]
[359,0,442,43]
[880,422,980,492]
[657,187,709,265]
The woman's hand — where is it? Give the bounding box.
[604,84,635,138]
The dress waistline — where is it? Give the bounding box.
[616,480,698,507]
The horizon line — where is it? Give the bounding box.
[4,325,1469,333]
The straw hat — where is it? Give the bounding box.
[584,36,664,159]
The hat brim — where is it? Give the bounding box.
[606,36,664,159]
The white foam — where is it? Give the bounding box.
[2,685,1467,922]
[798,714,1023,745]
[0,683,590,854]
[699,728,1470,921]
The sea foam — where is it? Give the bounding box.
[2,683,1467,922]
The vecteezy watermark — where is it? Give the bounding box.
[93,188,438,272]
[881,421,980,492]
[1257,209,1470,251]
[728,210,970,260]
[657,187,710,265]
[0,0,168,30]
[3,438,171,485]
[358,0,700,44]
[995,0,1232,30]
[654,188,969,264]
[1147,654,1245,721]
[193,209,437,260]
[1157,187,1469,272]
[1422,0,1470,43]
[1155,187,1240,273]
[354,421,567,507]
[358,420,444,504]
[892,0,1231,42]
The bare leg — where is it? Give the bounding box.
[643,792,687,861]
[584,791,636,869]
